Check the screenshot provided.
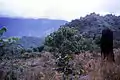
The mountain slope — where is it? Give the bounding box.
[17,36,45,49]
[64,13,120,39]
[0,17,68,37]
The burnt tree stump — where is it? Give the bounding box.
[100,28,115,62]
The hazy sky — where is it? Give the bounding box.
[0,0,120,21]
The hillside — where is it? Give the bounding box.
[1,13,120,80]
[0,17,68,37]
[17,36,45,49]
[64,13,120,40]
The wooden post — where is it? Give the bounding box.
[100,28,115,62]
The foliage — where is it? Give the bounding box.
[45,27,77,53]
[64,13,120,48]
[4,70,17,80]
[0,26,7,37]
[0,27,44,59]
[44,27,99,54]
[33,45,44,52]
[44,27,99,79]
[0,27,21,59]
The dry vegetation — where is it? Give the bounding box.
[0,49,120,80]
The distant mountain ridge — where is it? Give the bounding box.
[0,17,68,37]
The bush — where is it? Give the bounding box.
[0,27,21,59]
[33,45,44,52]
[44,27,99,79]
[44,27,99,55]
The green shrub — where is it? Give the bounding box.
[44,27,99,54]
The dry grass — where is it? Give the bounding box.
[82,49,120,80]
[1,49,120,80]
[89,59,120,80]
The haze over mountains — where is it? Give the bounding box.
[0,17,68,37]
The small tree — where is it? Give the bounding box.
[44,27,79,53]
[0,27,20,80]
[44,27,89,79]
[44,26,99,79]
